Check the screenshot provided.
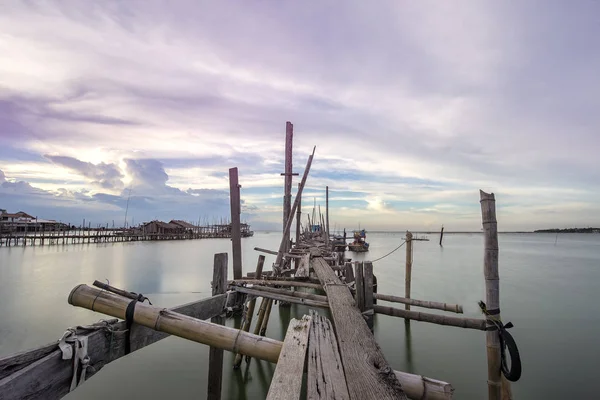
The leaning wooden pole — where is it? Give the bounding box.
[234,255,265,368]
[296,183,301,244]
[229,167,242,279]
[325,185,330,247]
[208,253,227,400]
[439,225,444,246]
[480,190,505,400]
[274,146,316,269]
[405,231,413,311]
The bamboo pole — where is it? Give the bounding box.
[439,225,444,246]
[229,167,242,280]
[282,121,294,249]
[68,284,453,400]
[296,183,301,245]
[246,285,327,303]
[231,279,322,290]
[354,262,364,311]
[373,305,486,330]
[405,231,413,311]
[234,255,265,368]
[374,293,463,313]
[208,253,227,400]
[480,190,507,399]
[259,298,274,336]
[68,284,281,362]
[325,185,329,247]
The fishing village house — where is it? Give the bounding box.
[0,210,65,232]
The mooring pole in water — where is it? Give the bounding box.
[326,186,330,247]
[296,183,301,245]
[480,191,511,400]
[281,121,296,253]
[229,167,242,280]
[439,225,444,246]
[405,231,413,311]
[208,253,227,400]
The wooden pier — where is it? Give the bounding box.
[0,122,521,399]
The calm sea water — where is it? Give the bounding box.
[1,232,598,399]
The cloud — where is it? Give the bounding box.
[0,1,599,230]
[45,155,124,190]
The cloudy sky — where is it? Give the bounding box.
[1,1,599,231]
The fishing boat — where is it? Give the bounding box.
[348,229,369,252]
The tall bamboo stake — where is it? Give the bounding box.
[480,190,506,400]
[296,183,301,244]
[325,185,330,247]
[405,231,413,311]
[229,167,242,279]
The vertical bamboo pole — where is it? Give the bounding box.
[259,299,273,336]
[439,225,444,246]
[208,253,227,400]
[229,167,242,280]
[296,183,301,244]
[282,121,294,251]
[233,255,265,368]
[405,231,413,311]
[325,185,330,247]
[480,190,505,400]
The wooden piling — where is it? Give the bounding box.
[296,183,301,244]
[208,253,227,400]
[282,121,294,251]
[405,231,413,311]
[354,262,364,311]
[229,167,242,280]
[363,261,374,328]
[325,185,330,247]
[439,225,444,246]
[480,190,506,400]
[234,255,265,368]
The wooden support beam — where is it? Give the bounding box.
[311,257,407,399]
[374,293,463,313]
[307,311,350,400]
[373,305,486,330]
[254,247,278,255]
[325,185,330,247]
[208,253,227,400]
[354,262,364,311]
[232,286,329,309]
[363,261,374,329]
[229,167,242,279]
[251,285,328,303]
[230,279,323,290]
[266,315,311,400]
[282,121,294,250]
[343,262,355,283]
[296,182,301,244]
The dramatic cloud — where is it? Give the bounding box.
[0,1,599,230]
[45,155,124,190]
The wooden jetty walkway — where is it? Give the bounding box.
[0,222,253,248]
[0,122,520,399]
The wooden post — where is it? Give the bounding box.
[405,231,413,311]
[233,255,265,368]
[344,261,355,283]
[480,190,506,400]
[282,121,294,251]
[364,261,374,329]
[325,185,330,247]
[354,262,364,311]
[439,225,444,246]
[229,167,242,280]
[208,253,227,400]
[296,183,301,244]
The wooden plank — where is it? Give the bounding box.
[373,293,463,313]
[0,294,228,400]
[307,311,350,400]
[311,257,407,399]
[363,261,374,328]
[295,253,310,278]
[252,285,328,303]
[229,167,242,279]
[266,315,311,400]
[208,253,227,400]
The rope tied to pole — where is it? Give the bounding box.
[371,240,407,262]
[478,301,522,382]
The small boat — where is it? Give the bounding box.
[348,229,369,252]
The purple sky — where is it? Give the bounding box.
[1,1,599,231]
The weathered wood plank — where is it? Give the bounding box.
[266,315,311,400]
[307,311,350,400]
[208,253,227,400]
[295,253,310,278]
[252,285,328,303]
[373,305,486,330]
[354,262,364,311]
[0,293,228,400]
[311,257,407,399]
[373,293,463,313]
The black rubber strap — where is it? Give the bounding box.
[486,308,501,315]
[125,300,137,355]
